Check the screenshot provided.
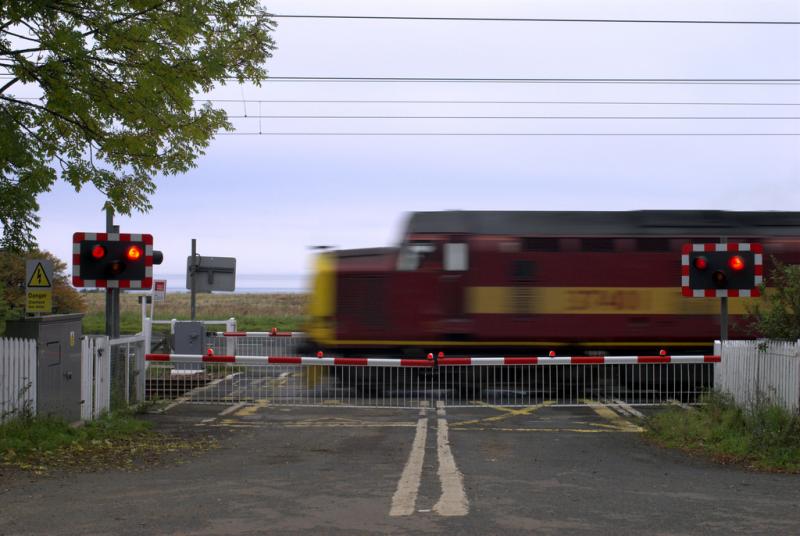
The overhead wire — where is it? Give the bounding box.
[222,76,800,85]
[268,14,800,25]
[202,99,800,106]
[225,114,800,120]
[217,132,800,136]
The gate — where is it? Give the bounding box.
[145,348,718,408]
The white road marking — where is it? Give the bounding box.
[219,402,247,416]
[612,399,645,419]
[390,402,429,517]
[433,401,469,517]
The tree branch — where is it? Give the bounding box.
[0,95,101,139]
[0,77,19,94]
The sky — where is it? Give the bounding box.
[31,0,800,289]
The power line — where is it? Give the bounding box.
[226,76,800,85]
[204,99,800,106]
[218,132,800,136]
[269,14,800,25]
[5,73,797,85]
[226,114,800,120]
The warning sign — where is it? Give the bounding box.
[26,259,54,314]
[153,279,167,303]
[28,262,52,287]
[26,291,52,313]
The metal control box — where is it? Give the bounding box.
[173,321,206,354]
[5,314,84,422]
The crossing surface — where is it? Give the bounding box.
[2,403,799,535]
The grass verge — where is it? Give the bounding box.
[645,392,800,472]
[81,292,308,334]
[0,410,216,474]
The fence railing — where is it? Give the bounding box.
[205,331,307,358]
[81,336,111,420]
[109,334,147,408]
[145,353,717,408]
[716,340,800,413]
[0,338,37,423]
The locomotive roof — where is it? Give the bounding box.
[405,210,800,237]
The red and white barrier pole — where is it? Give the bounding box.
[146,354,720,367]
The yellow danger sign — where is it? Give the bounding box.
[27,291,52,313]
[26,259,53,314]
[28,262,52,288]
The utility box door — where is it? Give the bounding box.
[173,321,206,355]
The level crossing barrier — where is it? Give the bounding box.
[144,352,719,408]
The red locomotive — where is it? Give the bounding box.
[307,211,800,356]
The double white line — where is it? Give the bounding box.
[390,401,469,517]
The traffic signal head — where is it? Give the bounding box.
[682,243,762,297]
[73,233,163,289]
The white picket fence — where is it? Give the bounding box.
[716,340,800,413]
[0,338,37,423]
[81,336,111,421]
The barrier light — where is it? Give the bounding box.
[126,245,142,261]
[728,255,746,271]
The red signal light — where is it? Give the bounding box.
[91,245,106,260]
[126,245,143,261]
[693,256,708,270]
[729,255,745,271]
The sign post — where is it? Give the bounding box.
[186,239,236,320]
[25,259,53,314]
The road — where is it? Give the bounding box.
[1,402,798,535]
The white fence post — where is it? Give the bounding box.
[717,340,800,413]
[225,317,236,356]
[1,338,37,422]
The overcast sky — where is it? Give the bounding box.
[34,0,800,286]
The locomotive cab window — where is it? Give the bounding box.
[396,242,436,271]
[444,243,469,271]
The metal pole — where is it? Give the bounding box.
[721,297,729,341]
[105,207,120,339]
[190,238,197,321]
[720,236,728,341]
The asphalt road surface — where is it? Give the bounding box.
[2,402,799,535]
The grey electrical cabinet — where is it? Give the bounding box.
[173,321,206,354]
[5,314,84,423]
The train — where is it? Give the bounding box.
[306,210,800,357]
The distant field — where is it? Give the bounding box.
[82,292,309,334]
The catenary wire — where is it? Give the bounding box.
[225,115,800,120]
[222,76,800,85]
[268,14,800,25]
[203,99,800,106]
[217,132,800,136]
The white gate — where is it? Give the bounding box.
[81,336,111,420]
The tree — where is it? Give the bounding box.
[748,260,800,340]
[0,249,85,332]
[0,2,276,250]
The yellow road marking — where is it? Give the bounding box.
[581,400,644,432]
[449,401,554,426]
[233,399,269,417]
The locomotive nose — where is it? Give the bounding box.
[308,252,336,344]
